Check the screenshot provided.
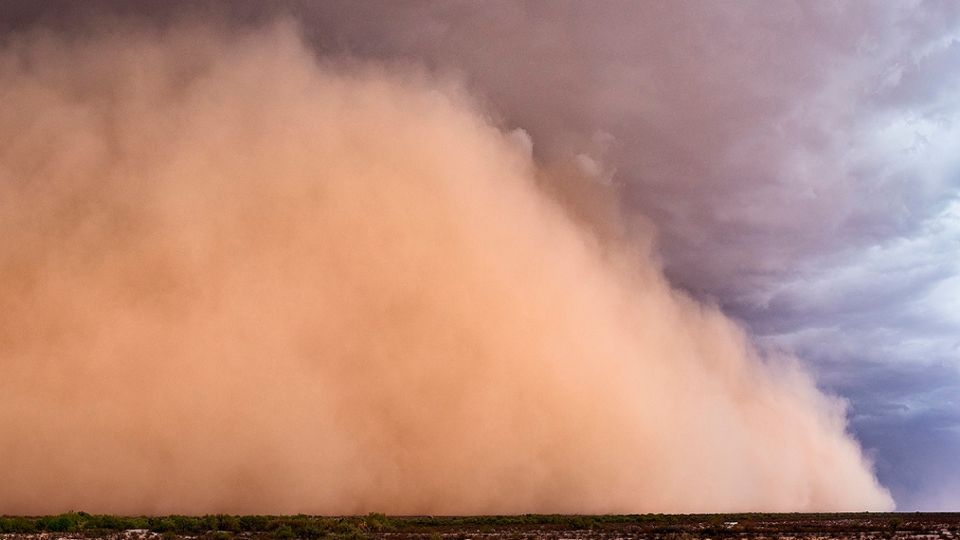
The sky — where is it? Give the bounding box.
[1,1,958,511]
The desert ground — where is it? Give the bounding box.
[3,513,959,540]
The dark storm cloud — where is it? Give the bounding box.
[808,354,960,509]
[2,0,958,509]
[853,405,960,511]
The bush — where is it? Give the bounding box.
[291,520,326,539]
[217,515,240,532]
[239,515,269,531]
[365,513,392,532]
[41,514,80,532]
[0,518,37,533]
[149,517,177,533]
[274,525,295,539]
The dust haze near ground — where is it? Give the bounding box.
[0,21,894,514]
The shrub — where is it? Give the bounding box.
[239,515,269,531]
[365,513,392,532]
[42,514,80,532]
[217,515,240,532]
[291,520,326,539]
[274,525,295,539]
[0,518,35,533]
[149,517,177,533]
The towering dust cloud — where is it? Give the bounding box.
[0,21,893,514]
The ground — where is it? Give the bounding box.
[2,513,959,540]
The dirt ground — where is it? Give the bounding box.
[2,513,959,540]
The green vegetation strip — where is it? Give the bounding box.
[1,512,959,539]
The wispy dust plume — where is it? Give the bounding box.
[0,21,893,514]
